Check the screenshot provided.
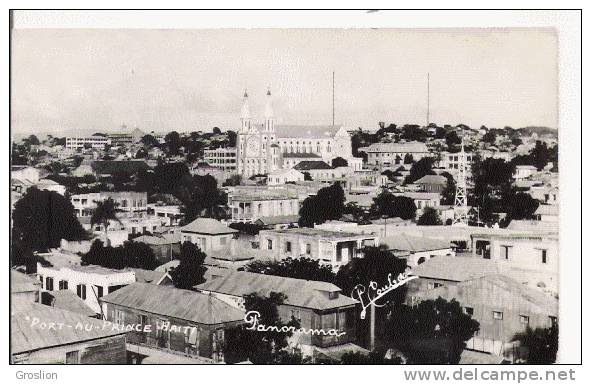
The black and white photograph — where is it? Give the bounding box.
[7,7,582,376]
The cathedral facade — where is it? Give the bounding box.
[236,90,360,178]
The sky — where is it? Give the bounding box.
[11,28,558,137]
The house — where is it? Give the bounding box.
[147,203,184,226]
[228,190,300,223]
[533,204,559,222]
[180,218,238,252]
[514,165,538,180]
[360,142,430,166]
[45,289,97,318]
[402,191,441,212]
[470,230,558,295]
[258,227,379,269]
[196,271,359,355]
[90,160,150,178]
[253,214,300,230]
[125,268,173,286]
[11,303,128,364]
[99,283,244,362]
[381,233,455,267]
[410,274,558,361]
[11,166,66,196]
[71,191,148,217]
[281,152,323,169]
[293,161,351,182]
[131,234,180,264]
[407,256,502,296]
[267,168,305,185]
[36,263,137,316]
[11,270,41,309]
[204,147,237,171]
[412,175,448,193]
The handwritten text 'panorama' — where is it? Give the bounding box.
[244,311,346,337]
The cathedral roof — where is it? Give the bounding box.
[276,125,343,139]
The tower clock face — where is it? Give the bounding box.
[247,138,260,157]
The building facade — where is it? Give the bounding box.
[66,135,110,150]
[204,147,238,171]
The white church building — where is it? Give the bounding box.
[236,90,362,177]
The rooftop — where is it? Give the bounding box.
[263,227,373,240]
[381,234,452,253]
[276,125,344,139]
[413,175,448,185]
[254,215,300,226]
[282,152,321,159]
[180,218,238,235]
[11,270,41,293]
[362,142,429,153]
[11,304,127,354]
[294,161,333,171]
[196,271,358,311]
[48,290,97,317]
[409,256,501,282]
[100,283,244,325]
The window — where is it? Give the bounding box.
[541,249,548,264]
[501,245,511,260]
[114,309,125,325]
[59,280,68,290]
[76,284,86,300]
[286,241,292,253]
[464,307,474,316]
[45,277,54,291]
[267,239,273,250]
[492,311,503,320]
[306,243,311,255]
[520,315,530,325]
[65,350,80,364]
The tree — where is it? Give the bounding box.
[91,198,121,247]
[403,153,414,164]
[417,207,442,226]
[302,171,312,181]
[440,172,456,205]
[386,298,480,364]
[226,130,237,147]
[23,134,40,146]
[183,174,227,222]
[164,131,181,155]
[483,130,497,144]
[502,190,540,221]
[445,131,461,148]
[141,134,160,148]
[224,292,299,364]
[81,240,159,270]
[223,174,242,187]
[512,325,558,364]
[370,191,416,220]
[245,257,336,283]
[212,127,222,135]
[331,157,348,168]
[298,183,345,227]
[12,188,88,253]
[334,246,408,348]
[404,157,436,184]
[343,202,369,223]
[170,242,207,289]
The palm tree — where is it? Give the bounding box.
[91,198,121,247]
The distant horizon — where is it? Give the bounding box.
[11,29,558,137]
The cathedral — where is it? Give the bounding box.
[236,90,361,177]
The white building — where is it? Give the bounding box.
[267,168,305,185]
[36,263,136,315]
[180,218,238,252]
[361,142,430,167]
[65,135,111,150]
[514,165,538,180]
[70,191,148,217]
[228,190,300,223]
[236,89,360,177]
[204,147,237,171]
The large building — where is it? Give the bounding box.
[236,90,361,177]
[65,134,110,150]
[204,147,238,171]
[360,142,430,167]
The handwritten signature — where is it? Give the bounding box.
[351,272,418,319]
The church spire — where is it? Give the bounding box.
[240,89,250,120]
[264,87,273,119]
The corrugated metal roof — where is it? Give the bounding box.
[49,290,97,317]
[410,256,501,282]
[180,218,238,235]
[11,303,127,354]
[100,283,244,325]
[381,234,451,252]
[11,270,41,293]
[196,271,358,311]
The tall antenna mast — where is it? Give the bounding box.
[426,72,430,126]
[453,129,468,226]
[332,71,335,127]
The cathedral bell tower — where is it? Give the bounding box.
[264,88,274,132]
[240,90,251,132]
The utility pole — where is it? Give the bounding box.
[426,72,430,127]
[453,131,468,226]
[332,71,335,127]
